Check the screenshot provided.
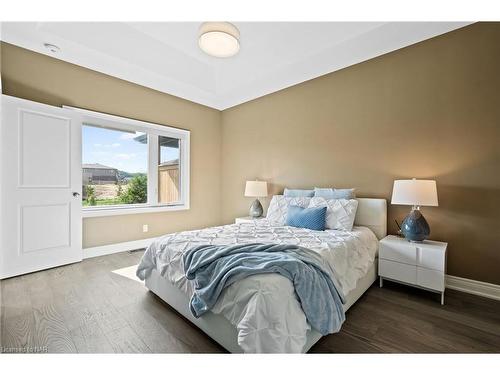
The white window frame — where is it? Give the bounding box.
[64,106,190,218]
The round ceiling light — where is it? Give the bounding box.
[198,22,240,58]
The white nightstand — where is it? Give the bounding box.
[235,216,266,224]
[379,235,447,305]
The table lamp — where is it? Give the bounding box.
[391,178,438,242]
[245,180,268,218]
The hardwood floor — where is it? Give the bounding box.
[1,251,500,353]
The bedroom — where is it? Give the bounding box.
[1,0,499,373]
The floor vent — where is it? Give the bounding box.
[128,248,146,253]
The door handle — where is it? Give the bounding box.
[72,192,80,197]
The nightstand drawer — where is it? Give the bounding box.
[379,259,417,285]
[417,268,444,292]
[379,241,417,265]
[417,247,446,271]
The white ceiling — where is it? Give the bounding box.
[0,22,471,110]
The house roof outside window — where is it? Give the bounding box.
[82,163,118,170]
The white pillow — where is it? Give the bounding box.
[266,195,312,225]
[314,187,356,199]
[308,197,358,231]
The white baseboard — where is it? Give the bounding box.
[83,237,157,259]
[446,275,500,301]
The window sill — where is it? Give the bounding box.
[82,204,189,218]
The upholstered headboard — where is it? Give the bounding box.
[354,198,387,240]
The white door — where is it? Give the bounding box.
[0,95,82,279]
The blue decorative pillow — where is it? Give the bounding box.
[284,188,315,197]
[314,187,356,199]
[285,205,327,231]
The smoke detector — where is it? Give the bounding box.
[43,43,60,53]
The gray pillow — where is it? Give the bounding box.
[314,187,356,199]
[283,188,315,198]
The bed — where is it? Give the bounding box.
[138,197,387,353]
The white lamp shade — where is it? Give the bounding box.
[391,179,438,207]
[245,180,268,198]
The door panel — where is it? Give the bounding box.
[19,110,71,187]
[20,203,71,253]
[1,95,82,279]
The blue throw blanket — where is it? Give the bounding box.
[183,243,346,335]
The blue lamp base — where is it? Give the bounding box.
[401,208,430,242]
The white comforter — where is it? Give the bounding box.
[139,219,378,353]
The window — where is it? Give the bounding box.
[158,135,181,204]
[74,107,190,217]
[82,126,148,207]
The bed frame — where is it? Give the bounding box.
[145,198,387,353]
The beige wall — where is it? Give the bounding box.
[2,23,500,284]
[1,42,222,248]
[221,23,500,285]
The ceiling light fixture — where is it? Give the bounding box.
[43,43,60,53]
[198,22,240,58]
